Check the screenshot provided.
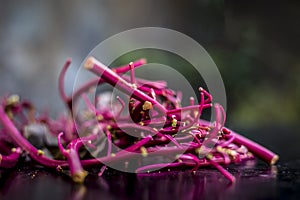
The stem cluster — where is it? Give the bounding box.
[0,57,279,184]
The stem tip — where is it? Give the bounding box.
[72,170,88,183]
[271,155,279,165]
[84,57,95,69]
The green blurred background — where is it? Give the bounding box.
[0,1,299,160]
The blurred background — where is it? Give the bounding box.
[0,1,299,160]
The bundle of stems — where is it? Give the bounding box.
[0,57,278,183]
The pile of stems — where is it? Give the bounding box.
[0,57,278,184]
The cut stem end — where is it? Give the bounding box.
[84,57,96,69]
[270,155,279,165]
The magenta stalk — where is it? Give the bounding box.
[112,58,146,74]
[59,58,147,111]
[57,132,88,183]
[207,156,236,183]
[199,119,279,165]
[0,105,65,167]
[0,147,21,168]
[231,132,279,165]
[83,57,167,115]
[58,58,72,108]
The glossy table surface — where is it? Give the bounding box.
[0,161,299,200]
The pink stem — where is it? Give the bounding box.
[199,87,212,104]
[84,57,167,115]
[232,133,279,165]
[57,132,88,183]
[0,147,22,168]
[199,119,279,165]
[208,157,236,183]
[129,62,136,85]
[116,96,125,118]
[63,58,146,110]
[81,93,96,113]
[167,104,212,115]
[112,58,146,74]
[58,58,72,107]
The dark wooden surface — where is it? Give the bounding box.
[0,161,299,200]
[0,126,299,200]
